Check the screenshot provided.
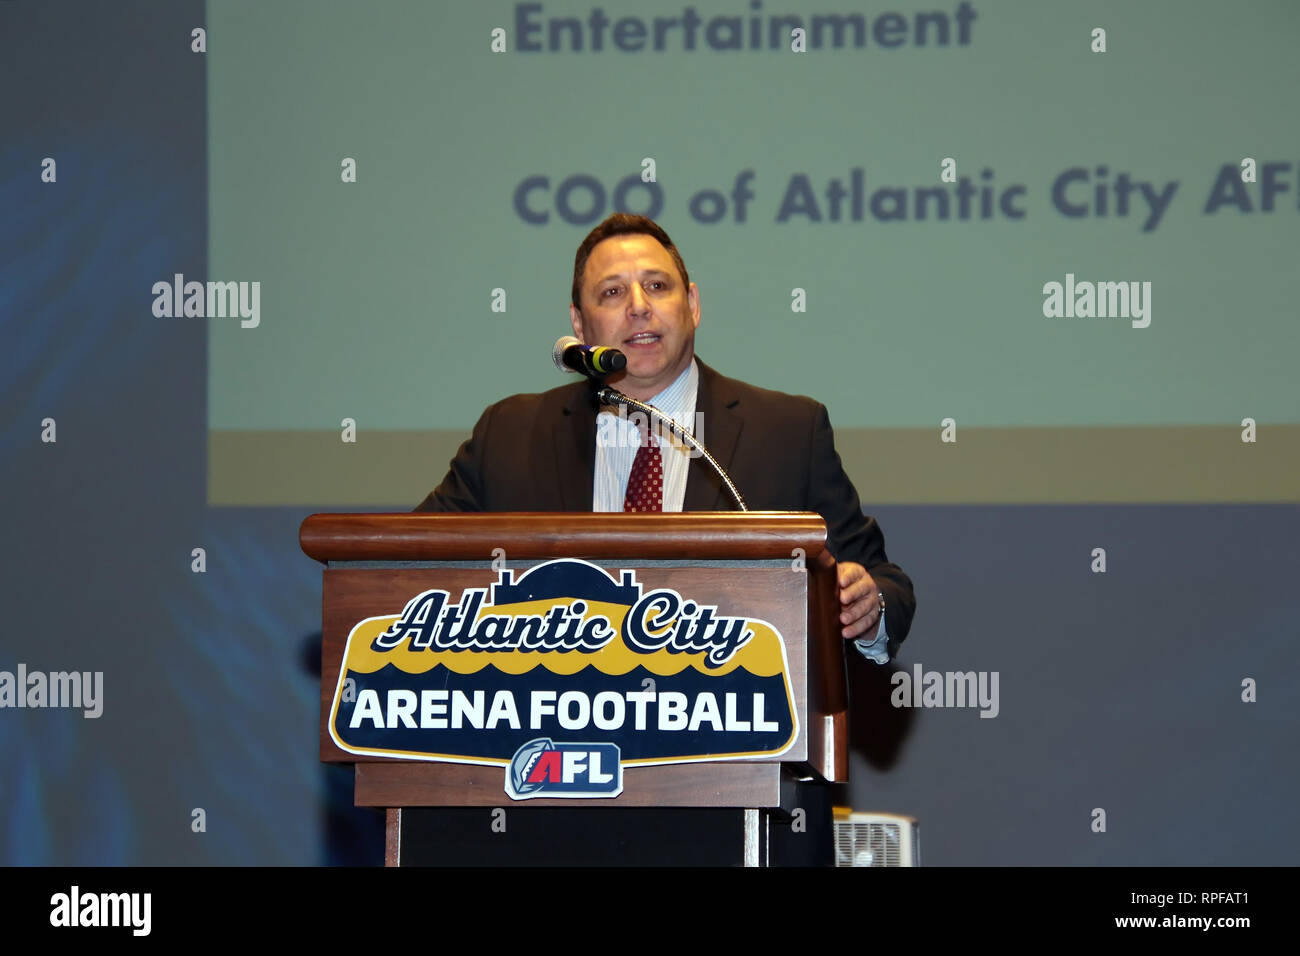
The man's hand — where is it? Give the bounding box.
[838,561,880,640]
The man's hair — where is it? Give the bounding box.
[570,213,691,313]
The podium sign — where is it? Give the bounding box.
[303,513,847,818]
[326,557,800,800]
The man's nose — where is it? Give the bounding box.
[627,283,651,316]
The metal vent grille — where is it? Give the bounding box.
[833,812,919,867]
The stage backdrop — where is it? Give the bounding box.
[204,0,1299,506]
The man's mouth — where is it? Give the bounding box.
[624,332,661,346]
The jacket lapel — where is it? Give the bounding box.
[684,358,743,511]
[553,381,599,510]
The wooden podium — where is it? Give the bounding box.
[300,512,849,866]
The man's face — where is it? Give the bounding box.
[569,234,700,401]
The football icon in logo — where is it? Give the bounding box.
[510,738,554,796]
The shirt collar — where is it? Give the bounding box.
[600,358,698,431]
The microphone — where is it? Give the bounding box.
[553,336,627,378]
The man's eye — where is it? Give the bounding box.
[602,287,620,297]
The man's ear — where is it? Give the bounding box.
[688,282,701,329]
[569,303,584,341]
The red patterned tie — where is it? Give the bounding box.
[623,420,663,512]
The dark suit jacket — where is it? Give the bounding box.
[414,358,916,653]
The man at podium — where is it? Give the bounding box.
[402,212,917,865]
[415,212,916,664]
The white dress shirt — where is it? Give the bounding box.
[592,359,698,513]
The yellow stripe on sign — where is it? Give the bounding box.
[339,598,791,677]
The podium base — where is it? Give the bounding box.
[389,779,832,867]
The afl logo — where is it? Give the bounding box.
[505,737,623,800]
